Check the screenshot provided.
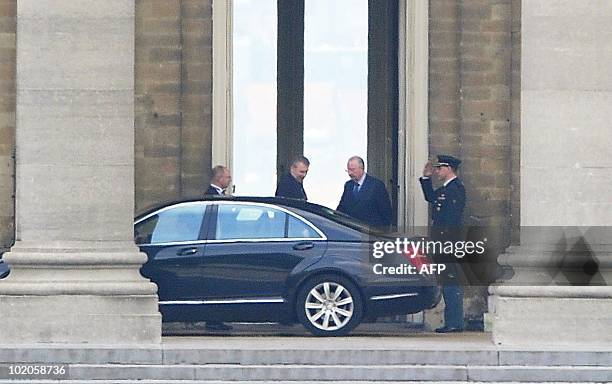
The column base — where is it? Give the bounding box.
[490,286,612,346]
[0,295,161,344]
[0,242,161,344]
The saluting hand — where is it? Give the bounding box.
[423,161,434,177]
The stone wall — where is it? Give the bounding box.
[510,0,520,242]
[429,0,516,238]
[134,0,213,214]
[521,0,612,227]
[428,0,461,159]
[0,0,15,251]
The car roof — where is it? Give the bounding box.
[134,196,394,237]
[135,196,330,221]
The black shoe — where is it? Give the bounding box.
[435,326,463,333]
[205,322,233,331]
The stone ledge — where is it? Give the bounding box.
[492,296,612,346]
[1,334,611,365]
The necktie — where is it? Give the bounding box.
[352,182,360,196]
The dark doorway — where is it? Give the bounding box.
[276,0,398,217]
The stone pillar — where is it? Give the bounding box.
[489,0,612,346]
[0,0,161,344]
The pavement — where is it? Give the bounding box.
[164,321,435,337]
[161,322,612,352]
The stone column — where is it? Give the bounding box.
[489,0,612,346]
[0,0,161,344]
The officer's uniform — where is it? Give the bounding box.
[419,155,466,332]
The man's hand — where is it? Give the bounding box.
[423,161,434,177]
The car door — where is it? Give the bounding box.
[201,202,327,301]
[135,201,210,301]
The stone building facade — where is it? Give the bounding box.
[0,0,610,346]
[0,0,519,326]
[1,0,519,260]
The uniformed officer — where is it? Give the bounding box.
[419,155,466,333]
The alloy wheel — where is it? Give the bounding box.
[304,281,354,331]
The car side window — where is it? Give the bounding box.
[216,204,286,240]
[214,204,322,240]
[287,215,320,238]
[135,204,205,245]
[134,215,159,244]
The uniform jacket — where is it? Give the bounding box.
[337,174,393,229]
[419,176,465,228]
[275,173,307,200]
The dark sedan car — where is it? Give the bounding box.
[135,196,440,336]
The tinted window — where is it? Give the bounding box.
[318,206,380,233]
[216,204,286,240]
[287,215,320,238]
[134,215,159,244]
[134,203,205,244]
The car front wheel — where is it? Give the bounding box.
[296,275,363,336]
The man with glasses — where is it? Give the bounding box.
[337,156,393,230]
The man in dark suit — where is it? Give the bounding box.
[419,154,466,333]
[203,165,232,331]
[337,156,393,230]
[275,156,309,200]
[205,165,232,196]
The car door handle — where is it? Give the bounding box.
[293,242,314,251]
[177,247,199,256]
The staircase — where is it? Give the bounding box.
[0,333,611,383]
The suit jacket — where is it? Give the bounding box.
[205,185,223,196]
[337,174,393,229]
[419,176,465,228]
[275,173,307,200]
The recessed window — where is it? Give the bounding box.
[304,0,368,208]
[232,0,278,196]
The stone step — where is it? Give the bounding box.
[2,347,611,367]
[163,348,612,367]
[7,364,609,382]
[0,381,606,384]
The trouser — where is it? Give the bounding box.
[431,227,464,328]
[439,256,464,328]
[442,284,464,329]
